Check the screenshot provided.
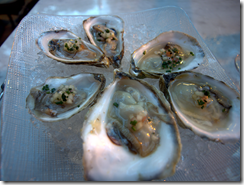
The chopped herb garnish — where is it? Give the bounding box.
[73,44,76,48]
[204,100,207,102]
[179,57,182,60]
[75,40,77,43]
[46,91,50,94]
[203,90,210,97]
[201,106,204,109]
[65,43,68,48]
[97,39,101,41]
[105,29,110,33]
[166,70,171,72]
[190,52,195,56]
[222,108,225,112]
[62,93,67,102]
[55,101,63,105]
[79,37,81,39]
[148,118,151,122]
[168,49,171,52]
[131,126,136,131]
[68,88,72,91]
[172,48,178,53]
[143,51,146,55]
[66,91,70,94]
[178,68,181,70]
[112,37,115,40]
[130,120,137,126]
[76,46,79,50]
[51,88,56,93]
[162,63,169,68]
[113,102,119,107]
[170,66,172,69]
[98,32,102,37]
[42,84,49,91]
[197,99,205,106]
[77,105,80,108]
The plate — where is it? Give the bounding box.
[1,6,240,181]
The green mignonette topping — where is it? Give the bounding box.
[130,120,137,126]
[197,99,205,106]
[42,84,49,91]
[51,88,56,93]
[131,126,136,131]
[62,93,67,102]
[203,90,210,97]
[113,102,119,107]
[55,101,63,105]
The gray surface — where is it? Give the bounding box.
[1,6,240,181]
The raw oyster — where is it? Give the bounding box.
[83,15,124,68]
[159,71,240,143]
[36,30,109,67]
[82,70,181,181]
[130,31,205,78]
[26,73,105,122]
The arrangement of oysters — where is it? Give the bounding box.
[82,70,181,181]
[26,15,240,181]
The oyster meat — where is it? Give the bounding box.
[130,31,205,78]
[26,73,105,122]
[83,15,124,68]
[159,71,240,143]
[82,70,181,181]
[36,30,109,67]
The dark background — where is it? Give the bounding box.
[0,0,39,46]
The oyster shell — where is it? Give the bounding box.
[26,73,105,122]
[130,31,205,78]
[83,15,124,68]
[36,30,109,67]
[82,70,181,181]
[159,71,240,143]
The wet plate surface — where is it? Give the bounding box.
[1,7,240,181]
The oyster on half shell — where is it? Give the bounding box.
[82,70,181,181]
[36,30,109,67]
[130,31,205,78]
[26,73,106,122]
[83,15,124,68]
[159,71,240,143]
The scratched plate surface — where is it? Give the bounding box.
[1,7,240,181]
